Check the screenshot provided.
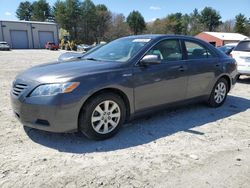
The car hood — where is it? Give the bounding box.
[16,60,123,84]
[58,52,84,62]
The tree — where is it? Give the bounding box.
[65,0,80,39]
[79,0,97,43]
[53,0,66,28]
[181,14,191,35]
[16,1,32,21]
[146,18,165,34]
[189,9,202,35]
[31,0,51,21]
[199,7,222,31]
[95,4,111,42]
[53,0,80,39]
[234,14,248,35]
[164,13,183,34]
[126,10,146,35]
[218,19,235,32]
[105,13,130,41]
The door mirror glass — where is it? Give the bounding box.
[140,55,161,65]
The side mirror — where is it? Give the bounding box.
[140,55,161,66]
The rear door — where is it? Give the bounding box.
[183,40,221,98]
[133,39,188,111]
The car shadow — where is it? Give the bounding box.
[24,95,250,154]
[238,76,250,84]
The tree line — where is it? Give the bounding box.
[16,0,250,44]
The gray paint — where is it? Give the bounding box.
[10,35,238,133]
[10,30,29,49]
[30,24,34,48]
[0,20,59,49]
[0,21,4,41]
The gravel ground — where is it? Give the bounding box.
[0,50,250,188]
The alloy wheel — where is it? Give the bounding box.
[214,82,227,104]
[91,100,121,134]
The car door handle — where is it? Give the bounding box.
[178,66,186,72]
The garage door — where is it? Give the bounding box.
[10,30,29,49]
[39,31,54,49]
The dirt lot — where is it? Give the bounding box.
[0,50,250,188]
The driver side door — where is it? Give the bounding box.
[133,39,188,111]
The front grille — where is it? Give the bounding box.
[12,83,28,96]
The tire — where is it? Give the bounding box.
[79,93,126,140]
[208,78,228,107]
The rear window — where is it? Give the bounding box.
[234,41,250,52]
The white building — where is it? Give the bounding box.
[0,20,59,49]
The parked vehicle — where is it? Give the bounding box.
[218,43,237,56]
[77,44,92,52]
[45,42,59,50]
[0,41,10,51]
[58,44,106,62]
[231,40,250,77]
[11,35,238,140]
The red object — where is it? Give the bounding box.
[195,33,223,47]
[45,42,59,50]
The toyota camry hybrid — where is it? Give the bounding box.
[11,35,238,140]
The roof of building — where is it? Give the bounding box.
[203,32,249,41]
[0,20,57,25]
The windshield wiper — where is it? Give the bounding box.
[82,57,99,61]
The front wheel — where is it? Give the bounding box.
[79,93,126,140]
[208,78,228,107]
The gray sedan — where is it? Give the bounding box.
[11,35,238,140]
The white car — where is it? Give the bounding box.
[0,41,10,51]
[231,40,250,77]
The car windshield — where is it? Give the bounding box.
[234,41,250,52]
[0,42,7,45]
[83,38,151,62]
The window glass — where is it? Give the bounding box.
[84,38,150,62]
[234,41,250,52]
[147,40,183,62]
[185,41,215,59]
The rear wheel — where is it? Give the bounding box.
[79,93,126,140]
[208,78,228,107]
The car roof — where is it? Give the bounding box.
[122,34,198,40]
[239,39,250,42]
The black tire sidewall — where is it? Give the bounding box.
[79,93,126,140]
[208,78,228,107]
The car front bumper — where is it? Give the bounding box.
[0,47,10,50]
[11,94,82,133]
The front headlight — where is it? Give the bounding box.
[30,82,80,97]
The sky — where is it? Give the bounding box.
[0,0,250,22]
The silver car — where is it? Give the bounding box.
[0,41,10,51]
